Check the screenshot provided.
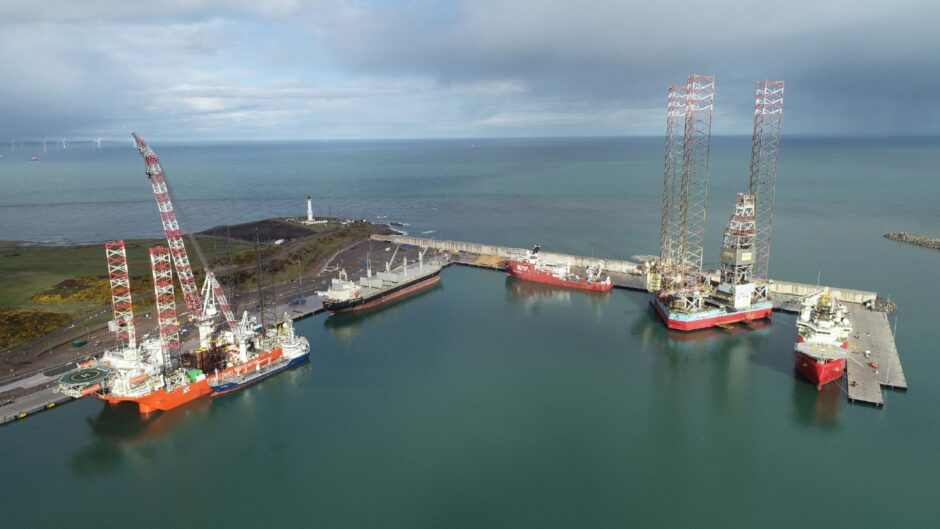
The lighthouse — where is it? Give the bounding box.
[306,195,314,222]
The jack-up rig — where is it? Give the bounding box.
[648,76,785,331]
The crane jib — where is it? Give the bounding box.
[132,133,239,333]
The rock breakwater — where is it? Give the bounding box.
[884,232,940,251]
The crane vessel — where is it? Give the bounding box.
[57,135,309,413]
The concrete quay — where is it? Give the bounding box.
[844,308,907,406]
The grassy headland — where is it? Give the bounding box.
[0,217,392,352]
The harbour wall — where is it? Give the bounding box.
[767,281,876,305]
[373,234,878,304]
[371,235,643,274]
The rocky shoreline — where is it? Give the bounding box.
[884,232,940,251]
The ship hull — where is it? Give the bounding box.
[98,379,211,414]
[505,260,613,292]
[652,297,772,331]
[324,269,441,313]
[795,350,846,390]
[210,354,308,396]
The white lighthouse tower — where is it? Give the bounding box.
[302,195,325,225]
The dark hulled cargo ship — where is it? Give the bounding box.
[318,249,442,313]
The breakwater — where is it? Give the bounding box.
[885,231,940,251]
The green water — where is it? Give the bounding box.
[2,267,937,528]
[2,137,939,527]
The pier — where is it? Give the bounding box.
[373,234,907,407]
[844,309,907,406]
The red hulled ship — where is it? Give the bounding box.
[506,246,613,292]
[795,288,852,389]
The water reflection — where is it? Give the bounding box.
[323,282,443,345]
[70,398,213,476]
[631,304,726,356]
[791,375,842,429]
[504,276,609,318]
[85,398,210,440]
[505,276,572,306]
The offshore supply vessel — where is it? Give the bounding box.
[318,247,442,313]
[506,245,613,292]
[208,315,309,396]
[652,193,773,331]
[795,288,852,389]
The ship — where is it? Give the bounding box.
[55,135,313,413]
[795,288,852,389]
[58,338,213,414]
[318,247,442,313]
[505,245,613,292]
[651,193,773,331]
[209,315,310,396]
[652,297,773,331]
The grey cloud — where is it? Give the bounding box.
[0,0,317,24]
[311,0,940,134]
[0,0,938,139]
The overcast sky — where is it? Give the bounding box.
[1,0,937,140]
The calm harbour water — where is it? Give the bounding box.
[1,137,938,527]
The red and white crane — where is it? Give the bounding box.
[131,133,239,339]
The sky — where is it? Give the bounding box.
[0,0,937,140]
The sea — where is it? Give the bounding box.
[1,137,938,528]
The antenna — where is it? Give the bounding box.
[255,228,265,330]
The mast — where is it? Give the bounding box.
[748,80,785,280]
[104,240,136,350]
[677,74,715,275]
[150,246,180,376]
[660,84,687,266]
[255,229,265,330]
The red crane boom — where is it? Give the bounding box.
[132,133,238,333]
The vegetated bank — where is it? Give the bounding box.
[0,217,393,377]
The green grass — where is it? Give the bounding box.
[0,219,389,351]
[0,236,252,315]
